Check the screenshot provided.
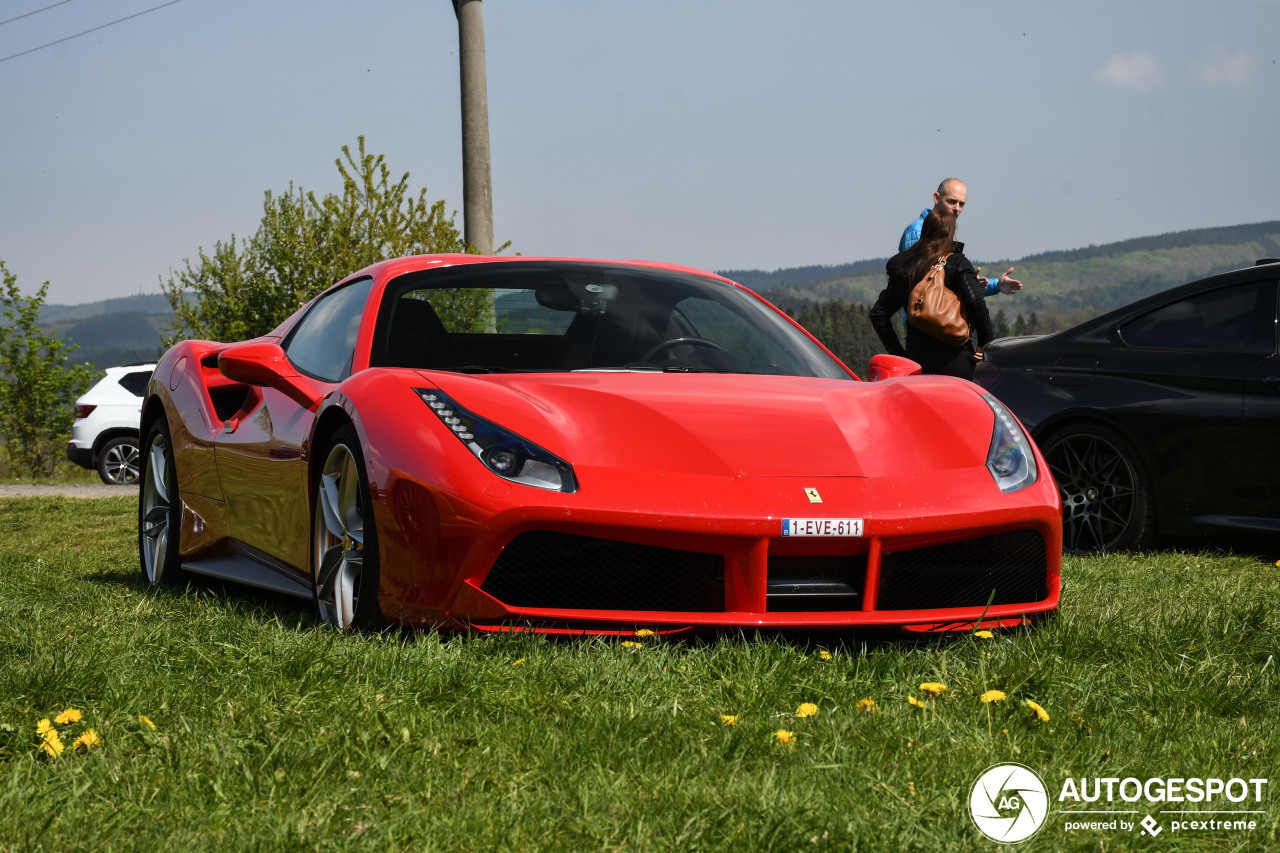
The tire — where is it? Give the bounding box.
[311,424,384,631]
[1041,423,1155,554]
[138,418,182,585]
[97,436,141,485]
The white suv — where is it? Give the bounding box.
[66,364,156,485]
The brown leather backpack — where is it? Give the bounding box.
[907,254,970,346]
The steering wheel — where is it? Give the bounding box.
[640,336,727,362]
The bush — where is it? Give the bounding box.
[0,259,93,478]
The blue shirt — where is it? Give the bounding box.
[900,209,999,296]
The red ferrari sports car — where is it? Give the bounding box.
[139,255,1061,634]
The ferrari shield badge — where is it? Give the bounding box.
[804,487,822,503]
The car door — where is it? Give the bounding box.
[1112,278,1276,517]
[1242,280,1280,517]
[215,278,374,569]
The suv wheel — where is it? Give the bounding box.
[98,436,141,485]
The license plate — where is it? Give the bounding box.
[782,518,864,537]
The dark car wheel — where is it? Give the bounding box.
[311,425,384,631]
[138,418,182,584]
[97,436,141,485]
[1041,423,1155,554]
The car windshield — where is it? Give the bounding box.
[370,261,852,379]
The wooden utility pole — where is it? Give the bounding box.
[453,0,494,255]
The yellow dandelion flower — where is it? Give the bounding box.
[856,698,878,712]
[36,718,54,736]
[1026,699,1050,721]
[40,729,65,757]
[621,641,641,648]
[907,695,926,709]
[138,715,156,730]
[775,729,795,746]
[919,682,947,695]
[55,708,83,725]
[974,630,993,639]
[721,714,738,727]
[512,658,526,666]
[980,689,1008,703]
[795,702,818,718]
[72,729,101,750]
[819,650,832,660]
[635,629,655,637]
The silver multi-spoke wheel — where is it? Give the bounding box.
[99,437,141,485]
[313,435,371,630]
[139,420,179,584]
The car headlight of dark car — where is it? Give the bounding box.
[982,393,1037,493]
[415,388,578,493]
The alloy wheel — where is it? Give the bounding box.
[313,442,365,630]
[140,430,172,583]
[102,439,140,485]
[1044,431,1139,552]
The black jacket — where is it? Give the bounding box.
[868,244,995,359]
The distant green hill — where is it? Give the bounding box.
[724,220,1280,331]
[39,293,174,325]
[37,294,174,372]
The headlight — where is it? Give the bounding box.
[982,393,1037,493]
[415,388,578,493]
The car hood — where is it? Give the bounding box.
[425,372,994,479]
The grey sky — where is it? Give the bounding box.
[2,0,1278,305]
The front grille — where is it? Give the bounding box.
[766,555,865,612]
[876,530,1048,611]
[482,531,724,612]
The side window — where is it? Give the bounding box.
[284,278,374,381]
[1120,281,1277,353]
[117,369,152,397]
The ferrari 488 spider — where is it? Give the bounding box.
[139,255,1061,633]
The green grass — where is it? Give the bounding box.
[0,497,1276,851]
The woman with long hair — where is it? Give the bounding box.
[869,209,994,379]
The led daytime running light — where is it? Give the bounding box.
[415,388,577,492]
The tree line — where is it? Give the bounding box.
[785,299,1041,377]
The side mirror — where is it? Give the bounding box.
[867,354,922,382]
[218,342,322,410]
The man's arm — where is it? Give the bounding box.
[976,266,1022,297]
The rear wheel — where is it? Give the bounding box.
[138,418,182,584]
[311,425,384,631]
[98,435,141,485]
[1041,423,1155,553]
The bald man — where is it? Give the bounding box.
[900,179,1022,296]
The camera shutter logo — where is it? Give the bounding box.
[969,763,1050,843]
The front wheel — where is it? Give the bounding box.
[311,425,384,631]
[1041,423,1155,554]
[138,417,182,584]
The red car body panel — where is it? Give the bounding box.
[143,255,1062,633]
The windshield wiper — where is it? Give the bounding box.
[452,365,514,374]
[659,366,745,374]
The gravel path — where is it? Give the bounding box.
[0,484,134,498]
